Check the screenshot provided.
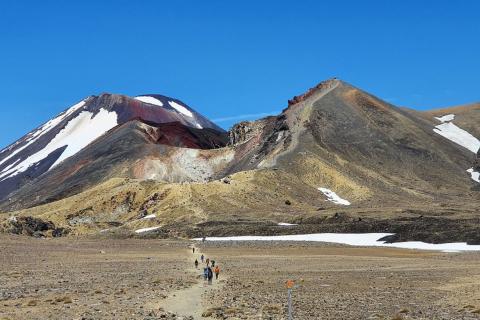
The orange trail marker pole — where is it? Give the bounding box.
[285,279,304,319]
[286,280,295,320]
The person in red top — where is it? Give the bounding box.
[214,265,220,279]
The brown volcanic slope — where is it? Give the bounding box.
[1,79,479,243]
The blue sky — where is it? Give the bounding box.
[0,0,479,148]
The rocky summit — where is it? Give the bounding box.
[0,79,479,243]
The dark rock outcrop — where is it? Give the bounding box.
[3,216,69,237]
[475,150,480,170]
[228,121,263,146]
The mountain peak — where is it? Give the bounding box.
[287,78,340,107]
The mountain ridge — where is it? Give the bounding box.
[0,79,478,243]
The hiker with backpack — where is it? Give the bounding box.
[207,266,213,284]
[194,259,199,269]
[203,267,208,280]
[214,265,220,279]
[201,254,204,263]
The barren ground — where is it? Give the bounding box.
[1,236,480,319]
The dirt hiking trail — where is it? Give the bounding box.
[148,244,225,319]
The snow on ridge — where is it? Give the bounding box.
[194,233,480,253]
[435,114,455,123]
[142,214,156,220]
[169,101,193,117]
[135,96,164,107]
[433,122,480,153]
[0,145,12,154]
[135,226,161,233]
[0,108,118,181]
[0,100,86,169]
[467,168,480,183]
[318,187,351,205]
[278,222,298,226]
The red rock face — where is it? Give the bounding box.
[141,122,228,149]
[123,99,181,125]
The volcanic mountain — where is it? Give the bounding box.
[0,94,228,204]
[0,79,479,243]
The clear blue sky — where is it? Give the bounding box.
[1,0,479,148]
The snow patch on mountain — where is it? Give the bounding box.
[435,114,455,123]
[433,115,480,153]
[142,214,156,220]
[1,159,21,174]
[134,96,164,107]
[318,187,351,205]
[196,233,480,253]
[434,122,480,153]
[169,101,193,117]
[0,100,86,167]
[0,108,118,181]
[135,226,161,233]
[467,168,480,183]
[278,222,298,226]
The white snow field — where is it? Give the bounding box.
[467,168,480,183]
[134,96,164,107]
[142,214,157,220]
[135,226,161,233]
[318,187,351,205]
[195,233,480,253]
[277,222,298,226]
[168,101,193,117]
[0,108,118,181]
[433,114,480,153]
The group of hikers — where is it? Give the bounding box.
[192,246,220,285]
